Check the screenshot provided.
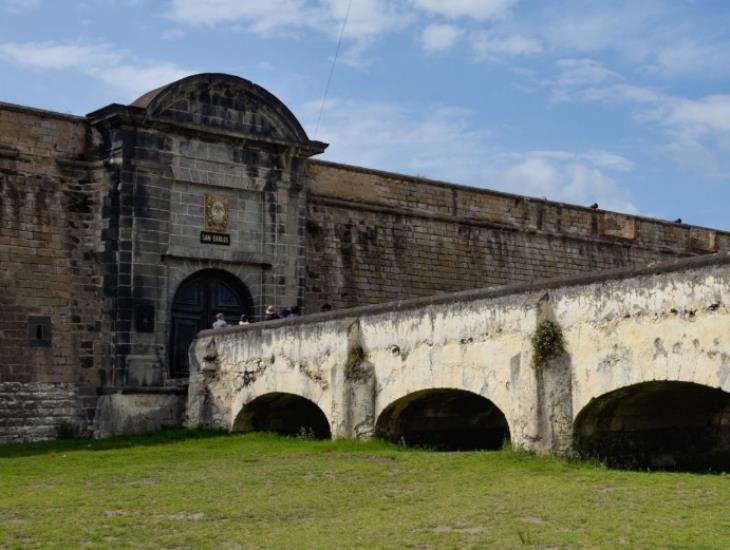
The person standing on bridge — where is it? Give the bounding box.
[212,312,228,329]
[264,305,280,321]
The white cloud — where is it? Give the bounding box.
[665,95,730,135]
[324,0,410,40]
[578,84,662,105]
[304,98,493,181]
[420,24,462,53]
[528,150,634,172]
[546,67,730,177]
[410,0,518,21]
[544,58,621,101]
[498,156,637,212]
[303,96,638,213]
[161,28,186,40]
[471,31,541,60]
[554,58,618,87]
[653,40,727,75]
[2,0,40,12]
[0,41,194,100]
[167,0,307,29]
[537,1,657,57]
[167,0,409,41]
[0,42,122,70]
[531,1,730,77]
[98,64,195,97]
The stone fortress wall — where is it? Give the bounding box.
[0,103,108,442]
[1,73,729,443]
[305,161,727,310]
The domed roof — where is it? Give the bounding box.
[129,73,324,152]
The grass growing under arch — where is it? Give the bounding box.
[1,429,728,548]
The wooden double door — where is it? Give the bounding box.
[169,269,253,377]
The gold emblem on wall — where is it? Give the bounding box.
[204,195,229,232]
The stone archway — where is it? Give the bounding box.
[375,389,510,451]
[169,268,253,378]
[573,381,730,471]
[233,393,331,439]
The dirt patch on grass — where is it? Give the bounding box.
[518,516,546,524]
[103,510,129,517]
[432,525,488,534]
[155,512,207,522]
[0,512,25,525]
[361,455,397,463]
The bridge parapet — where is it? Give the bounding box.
[188,254,730,461]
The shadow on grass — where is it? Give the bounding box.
[0,428,229,459]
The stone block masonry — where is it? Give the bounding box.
[0,102,112,441]
[0,383,97,443]
[304,161,730,310]
[3,72,730,444]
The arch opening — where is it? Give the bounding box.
[375,389,510,451]
[169,268,253,378]
[233,393,331,439]
[574,381,730,471]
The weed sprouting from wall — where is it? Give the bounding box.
[346,345,365,379]
[531,320,565,368]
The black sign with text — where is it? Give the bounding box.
[200,231,231,246]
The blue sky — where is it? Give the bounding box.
[1,0,729,229]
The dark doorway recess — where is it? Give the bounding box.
[375,389,510,451]
[574,381,730,472]
[233,393,331,439]
[169,269,253,378]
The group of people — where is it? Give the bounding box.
[211,304,308,329]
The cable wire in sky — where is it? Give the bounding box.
[314,0,352,139]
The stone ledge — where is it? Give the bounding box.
[164,247,273,267]
[310,159,730,237]
[0,101,86,122]
[100,386,188,395]
[200,252,730,337]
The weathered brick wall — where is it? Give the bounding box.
[0,103,110,440]
[304,161,730,310]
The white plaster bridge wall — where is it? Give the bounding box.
[186,254,730,455]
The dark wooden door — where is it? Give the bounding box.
[170,270,252,377]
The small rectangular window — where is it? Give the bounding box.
[29,316,52,347]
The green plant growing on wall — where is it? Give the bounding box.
[531,320,565,368]
[346,345,365,379]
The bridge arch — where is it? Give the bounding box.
[574,381,730,471]
[375,388,510,450]
[232,392,331,439]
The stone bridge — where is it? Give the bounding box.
[187,254,730,470]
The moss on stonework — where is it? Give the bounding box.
[531,320,565,368]
[346,345,365,379]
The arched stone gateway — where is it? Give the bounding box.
[574,381,730,471]
[233,393,332,439]
[375,389,510,450]
[170,269,253,378]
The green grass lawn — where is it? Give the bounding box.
[1,430,728,549]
